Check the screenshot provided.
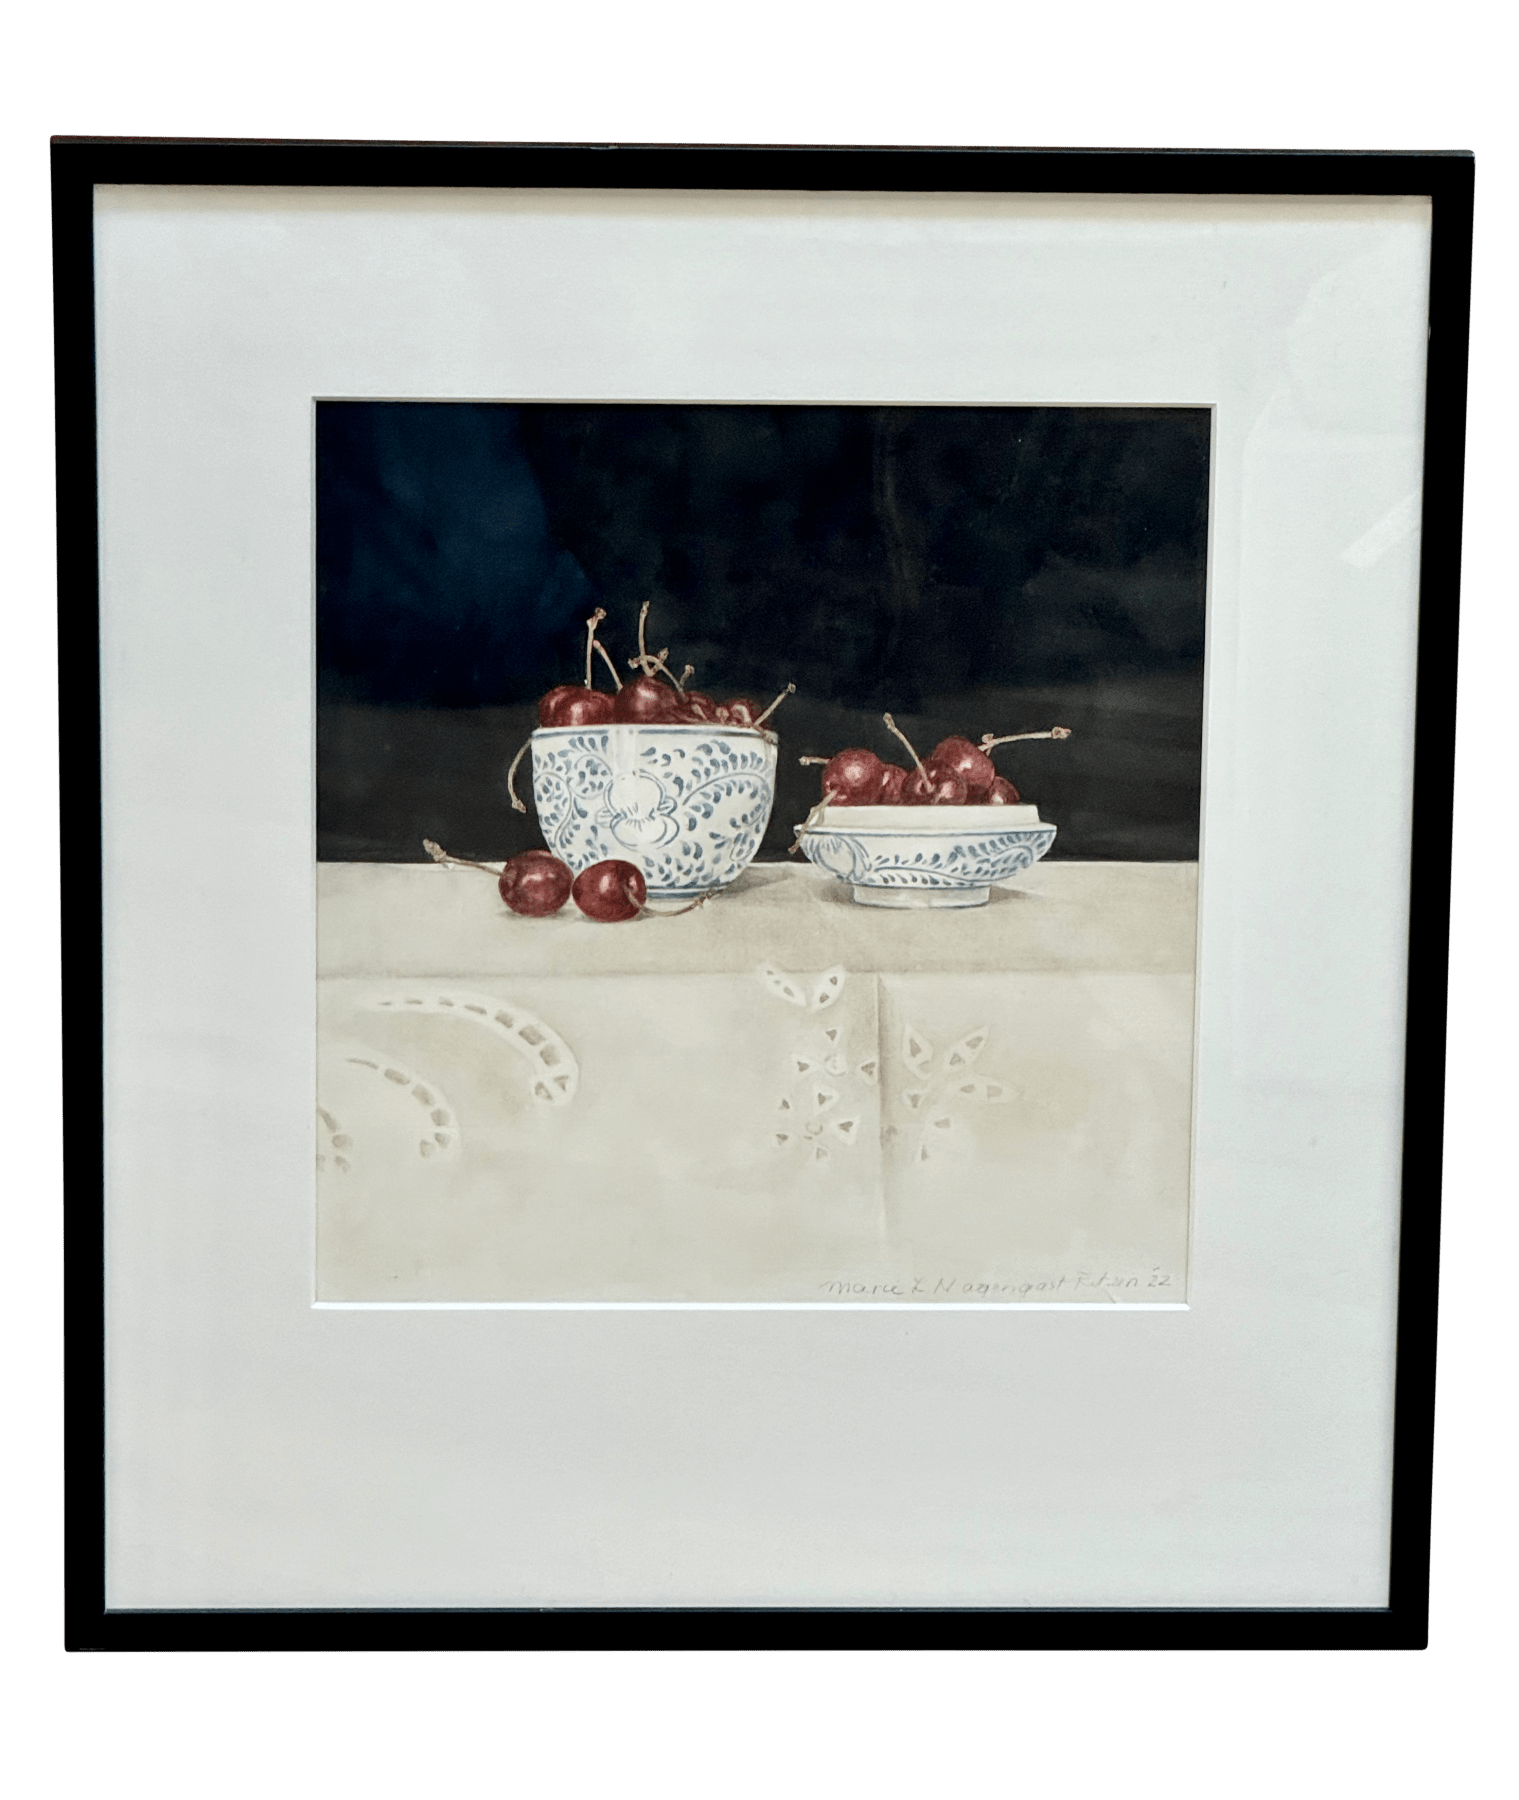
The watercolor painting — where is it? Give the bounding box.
[315,403,1207,1303]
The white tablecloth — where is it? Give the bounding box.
[316,860,1197,1303]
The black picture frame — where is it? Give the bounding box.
[55,137,1473,1653]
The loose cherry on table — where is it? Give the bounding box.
[423,840,714,923]
[570,858,646,922]
[497,848,574,916]
[423,841,576,916]
[572,859,717,920]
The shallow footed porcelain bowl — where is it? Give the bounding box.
[798,802,1057,908]
[531,723,779,899]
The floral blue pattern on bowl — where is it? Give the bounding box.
[531,723,779,899]
[797,804,1057,908]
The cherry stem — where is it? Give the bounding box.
[882,712,927,781]
[583,608,607,688]
[506,736,530,813]
[788,790,835,854]
[422,839,502,877]
[643,888,719,917]
[753,683,796,727]
[979,727,1073,752]
[678,663,695,693]
[592,639,624,689]
[798,756,828,766]
[626,606,685,686]
[629,647,683,689]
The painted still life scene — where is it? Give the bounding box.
[315,403,1206,1303]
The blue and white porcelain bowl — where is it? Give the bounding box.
[531,723,779,900]
[797,803,1057,908]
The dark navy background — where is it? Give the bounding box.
[316,402,1210,862]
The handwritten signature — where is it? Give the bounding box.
[817,1269,1177,1300]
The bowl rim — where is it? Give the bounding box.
[531,721,778,743]
[802,803,1049,835]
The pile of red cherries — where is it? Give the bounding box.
[536,602,793,732]
[802,713,1071,810]
[506,601,796,819]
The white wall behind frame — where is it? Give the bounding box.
[96,185,1429,1607]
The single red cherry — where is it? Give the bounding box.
[498,850,573,916]
[539,685,607,728]
[880,711,962,805]
[903,759,969,806]
[984,775,1022,805]
[538,685,578,724]
[718,685,794,731]
[819,747,885,805]
[538,685,616,728]
[931,736,996,801]
[678,690,720,722]
[572,859,647,922]
[614,675,682,723]
[877,763,909,804]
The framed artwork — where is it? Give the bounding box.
[57,139,1471,1647]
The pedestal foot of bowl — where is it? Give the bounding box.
[851,884,990,909]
